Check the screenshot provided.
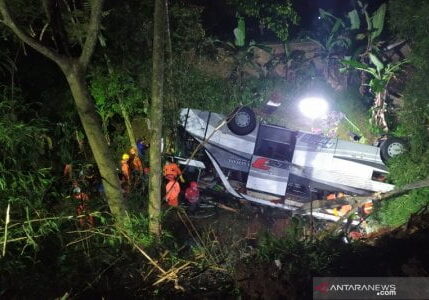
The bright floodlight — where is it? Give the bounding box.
[299,97,329,119]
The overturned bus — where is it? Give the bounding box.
[179,107,406,222]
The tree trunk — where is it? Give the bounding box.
[63,62,128,222]
[119,98,137,150]
[164,0,177,153]
[148,0,166,236]
[0,0,128,224]
[372,91,389,132]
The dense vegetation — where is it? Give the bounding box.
[1,0,428,298]
[369,0,429,227]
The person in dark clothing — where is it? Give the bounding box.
[136,139,147,158]
[185,181,200,213]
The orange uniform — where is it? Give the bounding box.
[129,147,143,173]
[166,180,180,206]
[73,191,94,227]
[121,159,131,182]
[63,164,73,180]
[130,155,143,173]
[163,162,182,181]
[333,204,352,216]
[362,202,373,215]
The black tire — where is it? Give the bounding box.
[380,137,407,163]
[227,106,257,135]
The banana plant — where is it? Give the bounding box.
[311,8,352,56]
[222,15,272,84]
[342,54,408,131]
[356,2,386,53]
[234,16,245,47]
[307,8,352,90]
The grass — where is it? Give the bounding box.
[333,90,375,143]
[266,79,375,143]
[369,188,429,228]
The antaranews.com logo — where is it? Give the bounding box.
[314,282,396,296]
[313,277,429,299]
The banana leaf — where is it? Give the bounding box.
[370,3,386,40]
[348,9,360,30]
[341,59,378,77]
[369,78,386,93]
[369,53,384,72]
[234,17,245,47]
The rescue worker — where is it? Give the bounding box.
[326,192,345,201]
[185,181,200,213]
[129,147,143,188]
[63,163,73,181]
[165,179,180,207]
[72,186,94,227]
[361,202,373,215]
[129,147,143,174]
[121,153,131,182]
[163,159,184,183]
[120,153,131,193]
[136,139,147,159]
[333,205,352,217]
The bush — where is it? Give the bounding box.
[371,189,429,228]
[368,0,429,227]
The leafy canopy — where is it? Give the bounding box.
[228,0,299,42]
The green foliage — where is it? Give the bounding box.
[365,0,429,228]
[118,213,156,247]
[257,218,342,275]
[333,90,373,141]
[342,55,407,93]
[233,17,246,47]
[172,58,271,115]
[348,9,360,30]
[90,68,147,117]
[389,0,429,71]
[0,89,66,287]
[54,121,83,163]
[0,97,53,212]
[370,189,429,228]
[3,0,92,49]
[381,73,429,227]
[89,67,147,144]
[306,6,367,60]
[312,8,352,55]
[232,77,273,108]
[309,3,385,63]
[353,2,386,49]
[388,154,429,187]
[228,0,299,42]
[368,3,386,41]
[169,3,206,52]
[172,61,235,113]
[387,5,429,170]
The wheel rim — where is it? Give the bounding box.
[235,111,250,127]
[387,142,404,157]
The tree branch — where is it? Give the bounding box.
[297,176,429,214]
[41,0,72,56]
[0,0,65,66]
[79,0,104,69]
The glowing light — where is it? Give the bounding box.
[298,97,329,119]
